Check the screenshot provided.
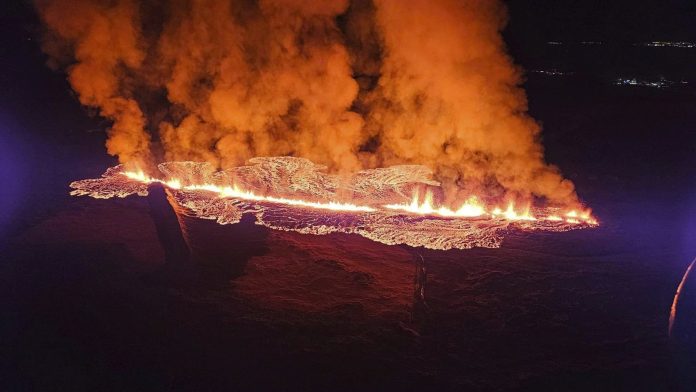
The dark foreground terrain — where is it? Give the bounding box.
[2,178,694,391]
[2,3,696,391]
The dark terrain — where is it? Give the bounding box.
[1,2,695,391]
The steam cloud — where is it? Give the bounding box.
[36,0,580,207]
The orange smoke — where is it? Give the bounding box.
[365,0,577,205]
[36,0,152,168]
[154,0,364,172]
[36,0,585,209]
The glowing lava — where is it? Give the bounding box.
[122,170,596,225]
[385,191,486,218]
[69,158,599,250]
[124,171,376,213]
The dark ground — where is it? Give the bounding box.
[1,2,696,391]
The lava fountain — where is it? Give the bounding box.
[70,157,597,251]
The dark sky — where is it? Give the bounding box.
[502,0,696,81]
[505,0,696,44]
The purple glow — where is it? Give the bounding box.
[0,112,26,237]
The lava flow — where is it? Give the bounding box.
[384,190,596,225]
[124,168,596,225]
[122,170,377,213]
[70,157,598,250]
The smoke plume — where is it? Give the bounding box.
[36,0,581,207]
[364,0,577,204]
[36,0,152,167]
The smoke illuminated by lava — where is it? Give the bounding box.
[37,0,590,212]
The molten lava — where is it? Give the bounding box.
[123,170,595,224]
[385,191,486,218]
[70,157,598,250]
[124,170,376,213]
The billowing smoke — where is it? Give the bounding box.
[36,0,581,207]
[36,0,152,166]
[363,0,577,205]
[156,0,365,172]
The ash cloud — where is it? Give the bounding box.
[35,0,581,207]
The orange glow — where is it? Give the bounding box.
[669,257,696,337]
[384,190,485,218]
[123,171,375,213]
[565,209,597,225]
[490,201,537,221]
[123,170,154,183]
[121,171,599,225]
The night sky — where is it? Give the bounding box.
[506,0,696,43]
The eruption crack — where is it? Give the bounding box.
[70,157,597,250]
